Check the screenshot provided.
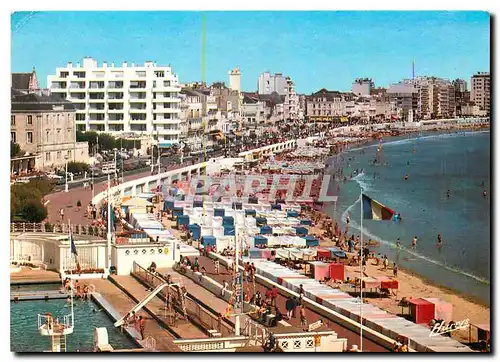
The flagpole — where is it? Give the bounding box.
[68,219,74,326]
[359,190,364,352]
[107,174,112,276]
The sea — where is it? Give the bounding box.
[323,130,491,304]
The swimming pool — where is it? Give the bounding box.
[11,297,139,352]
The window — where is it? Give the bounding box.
[11,115,15,126]
[46,131,50,143]
[67,150,72,159]
[11,132,16,143]
[45,152,50,161]
[26,132,33,144]
[293,340,302,349]
[27,115,33,125]
[57,151,62,160]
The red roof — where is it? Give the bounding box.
[408,298,434,306]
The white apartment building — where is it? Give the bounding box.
[352,78,374,97]
[258,72,287,95]
[47,57,182,148]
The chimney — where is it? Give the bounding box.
[122,61,128,68]
[103,62,108,68]
[77,62,81,67]
[111,62,115,68]
[67,62,73,68]
[131,62,135,67]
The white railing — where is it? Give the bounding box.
[90,138,301,208]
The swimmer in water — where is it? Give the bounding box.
[412,236,417,249]
[407,161,410,165]
[404,174,409,180]
[396,238,401,249]
[447,189,451,198]
[483,189,487,198]
[437,234,443,248]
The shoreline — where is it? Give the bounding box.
[315,125,490,342]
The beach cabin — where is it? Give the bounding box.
[305,236,320,247]
[176,215,190,227]
[254,235,268,247]
[408,298,436,325]
[293,226,308,237]
[201,235,216,247]
[329,262,345,281]
[309,261,330,281]
[188,224,201,240]
[422,298,453,322]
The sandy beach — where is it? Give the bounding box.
[312,222,490,344]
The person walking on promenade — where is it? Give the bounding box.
[137,316,146,340]
[214,259,220,275]
[271,286,278,307]
[412,236,418,249]
[300,305,308,330]
[221,280,229,297]
[285,296,294,320]
[393,263,398,278]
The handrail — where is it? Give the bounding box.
[132,261,234,337]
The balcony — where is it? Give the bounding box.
[69,83,86,90]
[153,85,181,93]
[152,97,180,103]
[153,107,181,114]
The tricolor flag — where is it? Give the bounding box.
[69,231,81,271]
[362,194,396,220]
[70,232,78,256]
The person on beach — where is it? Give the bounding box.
[437,234,443,248]
[412,236,418,249]
[396,238,401,249]
[382,255,389,271]
[60,208,65,221]
[393,263,398,278]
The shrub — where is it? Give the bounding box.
[20,199,47,222]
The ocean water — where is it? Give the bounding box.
[11,298,138,352]
[324,130,491,304]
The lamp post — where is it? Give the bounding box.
[64,155,69,193]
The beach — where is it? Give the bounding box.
[314,126,491,343]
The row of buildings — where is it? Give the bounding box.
[11,57,490,172]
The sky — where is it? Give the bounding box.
[11,11,490,94]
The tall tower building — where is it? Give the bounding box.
[470,72,490,113]
[229,67,241,92]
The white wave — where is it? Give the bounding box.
[346,130,489,153]
[339,175,490,285]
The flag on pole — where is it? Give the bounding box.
[69,231,81,271]
[70,231,78,256]
[362,194,396,220]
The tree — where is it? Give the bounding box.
[67,161,90,175]
[11,142,21,158]
[20,199,47,222]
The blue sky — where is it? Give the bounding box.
[11,11,490,93]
